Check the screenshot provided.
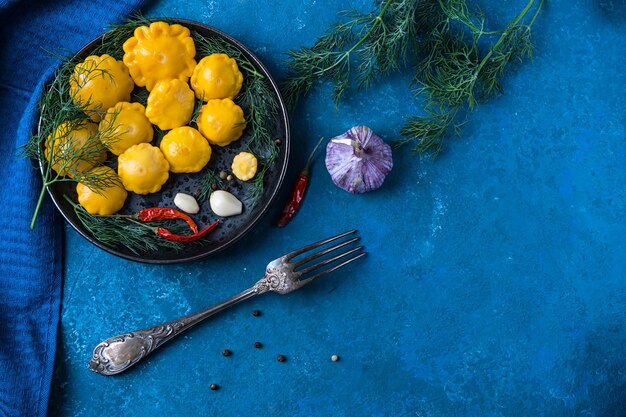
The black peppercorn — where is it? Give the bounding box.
[276,354,286,362]
[210,384,219,391]
[275,139,282,146]
[252,309,261,317]
[222,349,232,357]
[211,183,217,191]
[254,341,262,348]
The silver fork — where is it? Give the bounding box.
[88,230,366,376]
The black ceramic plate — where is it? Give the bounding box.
[42,19,290,263]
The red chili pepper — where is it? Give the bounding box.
[157,220,220,243]
[277,137,325,228]
[139,208,198,233]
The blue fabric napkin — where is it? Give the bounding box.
[0,1,146,415]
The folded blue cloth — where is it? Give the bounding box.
[0,1,146,415]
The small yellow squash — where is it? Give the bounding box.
[190,53,243,101]
[196,98,246,147]
[69,54,134,122]
[145,79,195,131]
[231,152,258,181]
[160,126,212,173]
[117,143,170,194]
[76,166,128,215]
[122,21,197,91]
[99,102,154,156]
[44,120,106,178]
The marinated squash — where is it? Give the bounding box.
[76,166,128,215]
[45,120,106,178]
[69,54,134,122]
[231,152,258,181]
[122,21,196,91]
[145,79,195,131]
[190,53,243,101]
[196,98,246,147]
[117,143,170,194]
[99,102,154,156]
[160,126,212,173]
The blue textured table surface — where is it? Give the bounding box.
[49,0,625,416]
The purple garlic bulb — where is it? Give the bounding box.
[325,126,393,194]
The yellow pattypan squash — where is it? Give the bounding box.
[123,22,196,91]
[190,53,243,101]
[160,126,212,173]
[69,54,134,122]
[117,143,170,194]
[231,152,258,181]
[196,98,246,147]
[44,120,106,178]
[76,166,128,215]
[145,79,195,130]
[99,102,154,156]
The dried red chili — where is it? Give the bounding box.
[157,220,219,243]
[139,208,198,233]
[277,137,325,228]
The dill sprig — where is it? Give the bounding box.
[64,196,185,255]
[239,73,279,159]
[198,168,223,202]
[402,0,543,155]
[283,0,544,156]
[245,159,272,205]
[93,13,160,59]
[23,57,121,229]
[282,0,421,109]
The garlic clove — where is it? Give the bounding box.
[209,190,243,217]
[173,192,200,214]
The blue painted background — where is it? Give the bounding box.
[49,0,626,416]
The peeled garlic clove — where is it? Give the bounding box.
[174,192,200,214]
[209,190,243,217]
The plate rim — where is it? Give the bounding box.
[42,18,290,264]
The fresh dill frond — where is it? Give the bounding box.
[131,87,149,106]
[66,196,185,255]
[401,0,543,154]
[282,0,421,109]
[24,55,123,228]
[245,160,271,206]
[240,74,279,161]
[190,97,204,127]
[198,168,223,202]
[398,105,463,155]
[94,14,163,59]
[283,0,544,157]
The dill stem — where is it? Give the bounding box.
[528,0,545,28]
[474,0,536,77]
[316,0,393,76]
[30,184,48,229]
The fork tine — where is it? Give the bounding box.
[298,250,366,287]
[283,230,357,261]
[292,236,361,268]
[297,245,365,276]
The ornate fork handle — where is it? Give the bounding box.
[88,286,259,376]
[88,231,364,376]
